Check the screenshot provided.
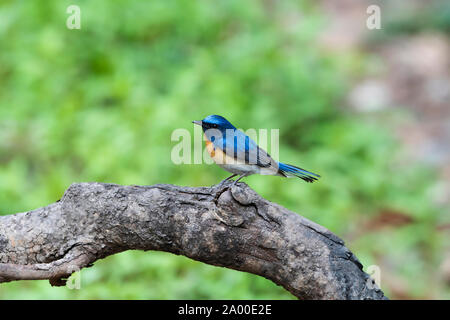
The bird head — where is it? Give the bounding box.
[192,115,235,132]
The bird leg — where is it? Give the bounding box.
[219,174,238,185]
[214,174,238,199]
[232,174,248,187]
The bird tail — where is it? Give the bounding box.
[278,162,320,183]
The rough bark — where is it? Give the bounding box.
[0,181,387,299]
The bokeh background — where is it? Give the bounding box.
[0,0,449,299]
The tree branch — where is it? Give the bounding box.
[0,181,387,299]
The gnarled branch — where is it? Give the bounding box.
[0,181,387,299]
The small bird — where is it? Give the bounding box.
[193,115,320,185]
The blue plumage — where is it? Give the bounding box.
[277,162,320,183]
[193,115,320,185]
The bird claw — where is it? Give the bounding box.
[218,179,228,186]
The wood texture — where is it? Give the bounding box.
[0,181,387,300]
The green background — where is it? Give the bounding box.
[0,0,448,299]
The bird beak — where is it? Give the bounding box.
[192,120,202,126]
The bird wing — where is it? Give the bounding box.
[212,129,275,168]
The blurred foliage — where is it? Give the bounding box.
[0,0,448,299]
[383,0,450,35]
[365,0,450,46]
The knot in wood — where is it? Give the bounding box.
[214,189,247,226]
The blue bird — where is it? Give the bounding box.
[193,115,320,185]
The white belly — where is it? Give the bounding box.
[217,162,259,175]
[205,135,278,176]
[207,144,276,176]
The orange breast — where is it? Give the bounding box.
[204,134,234,164]
[205,140,215,158]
